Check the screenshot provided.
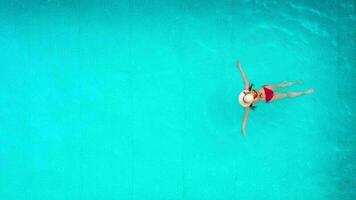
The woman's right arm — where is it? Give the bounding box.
[236,61,250,90]
[241,107,250,136]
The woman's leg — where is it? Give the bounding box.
[267,80,303,90]
[287,89,314,97]
[271,89,314,101]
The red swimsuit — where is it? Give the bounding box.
[263,86,274,102]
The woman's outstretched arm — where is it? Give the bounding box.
[242,107,250,136]
[236,61,249,90]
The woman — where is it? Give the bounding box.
[237,61,314,136]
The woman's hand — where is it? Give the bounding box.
[242,127,246,136]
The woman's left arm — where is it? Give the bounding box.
[236,61,250,90]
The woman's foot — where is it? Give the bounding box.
[303,89,314,94]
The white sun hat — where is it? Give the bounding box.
[238,90,254,107]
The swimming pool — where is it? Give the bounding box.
[0,0,355,199]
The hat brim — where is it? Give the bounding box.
[238,91,251,107]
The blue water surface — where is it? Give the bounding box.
[0,0,355,199]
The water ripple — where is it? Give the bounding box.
[289,2,336,22]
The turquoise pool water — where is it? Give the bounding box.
[1,0,355,199]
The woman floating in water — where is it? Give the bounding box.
[237,61,314,136]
